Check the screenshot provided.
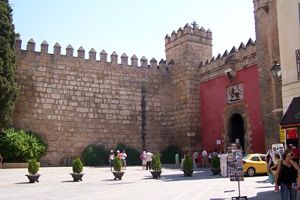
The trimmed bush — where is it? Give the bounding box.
[113,156,122,172]
[28,159,39,175]
[211,155,220,169]
[151,153,162,172]
[0,128,47,162]
[160,145,181,164]
[114,143,140,165]
[183,155,193,171]
[72,158,83,174]
[81,144,109,166]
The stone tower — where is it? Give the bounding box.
[253,0,282,149]
[165,23,212,150]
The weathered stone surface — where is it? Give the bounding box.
[14,49,173,166]
[13,16,281,166]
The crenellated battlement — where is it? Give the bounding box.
[15,37,171,71]
[165,23,212,52]
[199,38,256,80]
[12,20,262,166]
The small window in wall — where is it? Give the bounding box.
[296,49,300,80]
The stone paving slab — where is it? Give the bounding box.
[0,166,283,200]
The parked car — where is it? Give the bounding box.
[243,153,267,176]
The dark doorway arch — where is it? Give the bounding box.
[229,113,245,150]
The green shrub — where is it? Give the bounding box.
[28,159,39,175]
[183,155,193,171]
[0,128,47,162]
[72,158,83,174]
[114,143,140,165]
[151,153,162,172]
[81,144,109,166]
[160,145,181,164]
[211,155,220,169]
[113,156,122,172]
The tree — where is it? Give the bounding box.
[0,0,19,130]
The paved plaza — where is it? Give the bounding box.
[0,165,283,200]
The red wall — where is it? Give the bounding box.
[199,65,265,153]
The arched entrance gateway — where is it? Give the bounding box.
[229,113,245,150]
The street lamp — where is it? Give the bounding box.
[270,61,282,79]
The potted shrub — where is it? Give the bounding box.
[182,155,193,176]
[70,158,84,182]
[112,156,124,180]
[150,153,162,179]
[26,159,40,183]
[211,155,221,175]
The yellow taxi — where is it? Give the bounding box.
[243,153,267,176]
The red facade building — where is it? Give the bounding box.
[200,64,265,153]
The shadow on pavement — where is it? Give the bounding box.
[209,198,228,200]
[157,170,225,182]
[61,180,76,183]
[255,185,274,189]
[256,179,270,183]
[248,190,280,200]
[14,181,31,184]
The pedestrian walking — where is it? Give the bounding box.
[275,150,299,200]
[197,153,203,167]
[202,148,208,167]
[109,150,114,171]
[121,150,127,170]
[175,152,180,168]
[193,151,199,168]
[270,153,280,192]
[140,151,147,170]
[267,153,275,185]
[218,151,228,177]
[145,151,153,170]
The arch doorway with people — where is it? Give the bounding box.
[229,113,245,150]
[224,109,251,154]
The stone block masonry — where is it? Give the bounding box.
[13,39,174,166]
[12,16,282,165]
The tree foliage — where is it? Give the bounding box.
[0,0,19,130]
[115,143,140,165]
[0,128,47,162]
[81,144,109,166]
[160,145,181,164]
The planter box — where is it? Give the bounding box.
[70,173,84,182]
[3,162,40,169]
[150,171,162,179]
[112,171,125,180]
[183,169,193,176]
[26,174,40,183]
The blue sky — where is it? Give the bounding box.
[10,0,255,62]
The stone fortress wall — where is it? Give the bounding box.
[12,23,262,166]
[13,38,175,166]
